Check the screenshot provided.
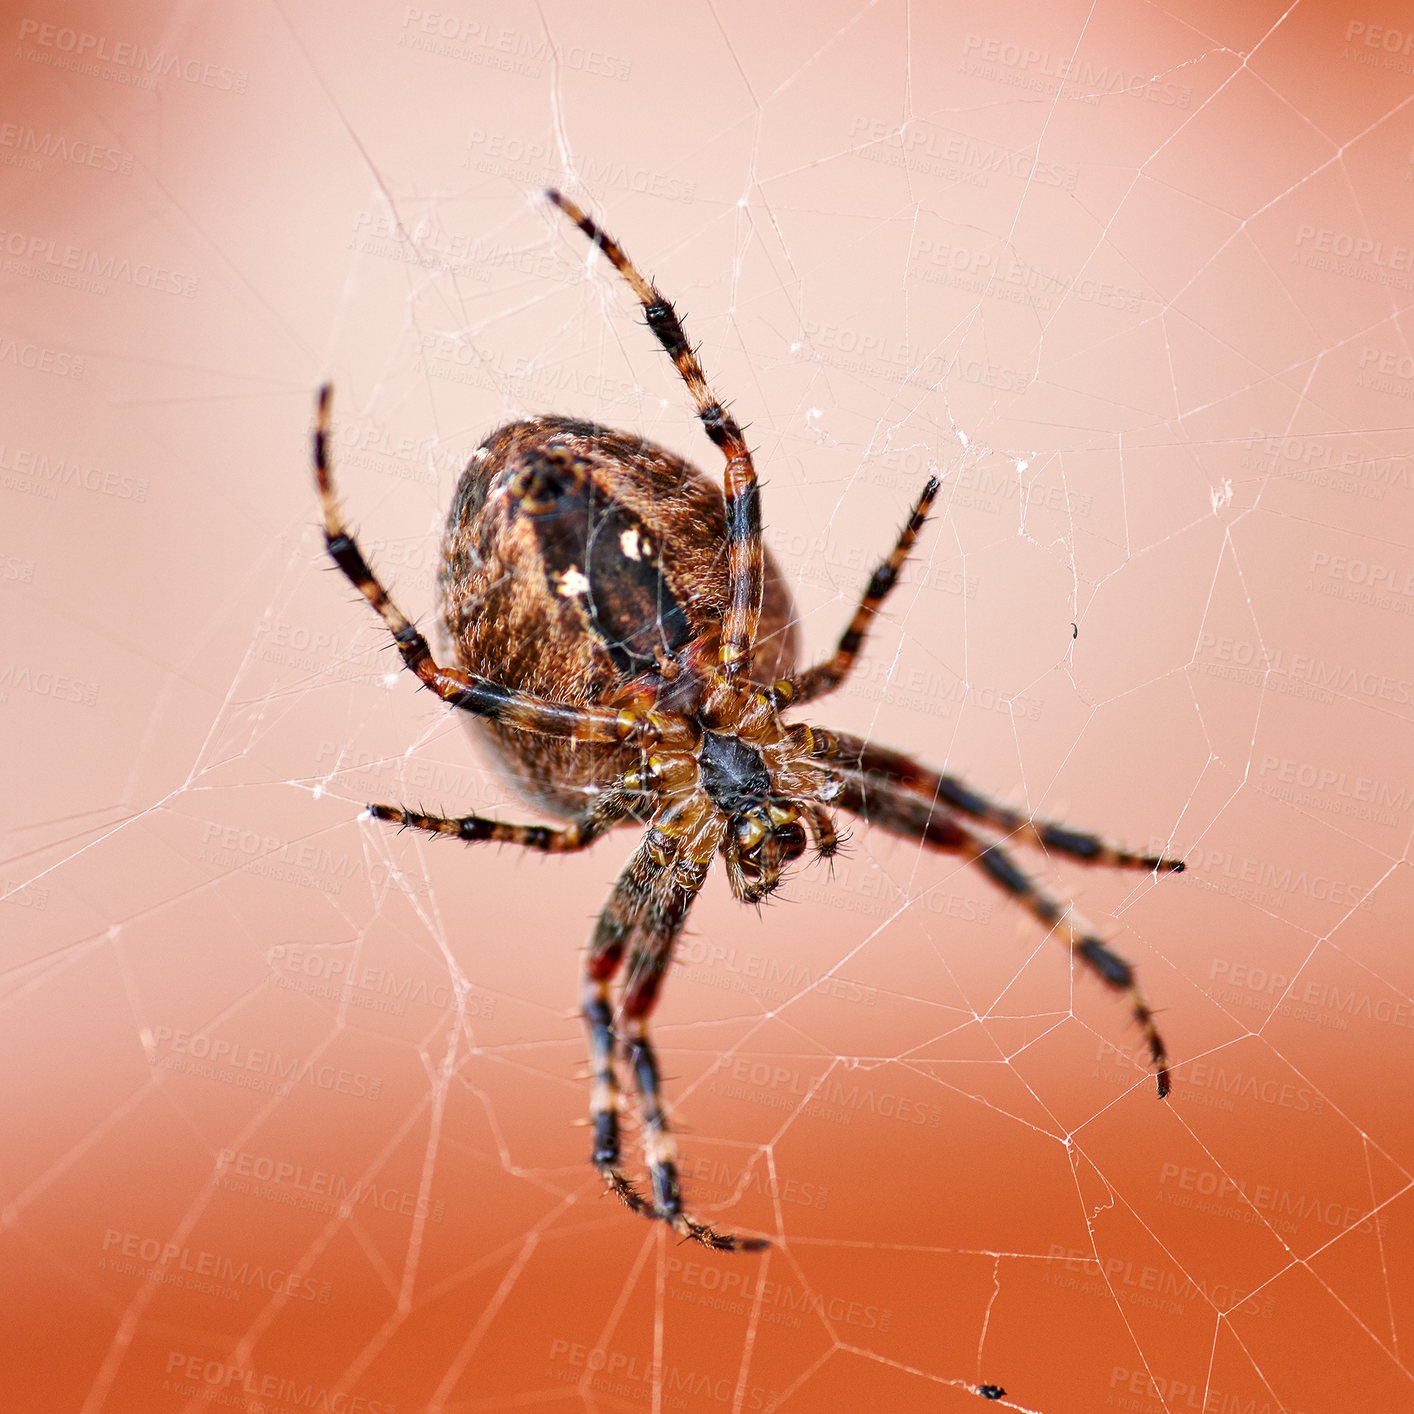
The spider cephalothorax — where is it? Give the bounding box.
[623,678,841,906]
[312,190,1183,1253]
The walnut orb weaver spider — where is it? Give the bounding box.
[312,190,1184,1252]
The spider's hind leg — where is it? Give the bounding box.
[833,772,1172,1097]
[962,824,1172,1097]
[585,836,768,1252]
[822,732,1185,874]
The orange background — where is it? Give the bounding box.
[4,1,1412,1410]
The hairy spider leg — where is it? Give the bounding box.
[824,730,1185,874]
[782,474,942,707]
[546,190,763,683]
[314,385,638,746]
[367,785,637,849]
[832,771,1172,1096]
[582,833,767,1252]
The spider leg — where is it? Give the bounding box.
[801,803,842,861]
[832,771,1172,1096]
[584,831,766,1252]
[818,729,1184,873]
[547,190,762,682]
[314,386,636,746]
[368,784,637,850]
[581,841,656,1221]
[780,475,940,707]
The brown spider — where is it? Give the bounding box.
[312,190,1184,1252]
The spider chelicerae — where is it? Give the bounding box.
[312,190,1183,1253]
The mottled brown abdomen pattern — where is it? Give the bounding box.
[437,416,798,817]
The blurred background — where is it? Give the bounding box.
[3,0,1411,1409]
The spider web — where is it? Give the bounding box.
[4,0,1412,1409]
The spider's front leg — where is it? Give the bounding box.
[583,831,767,1252]
[547,190,763,681]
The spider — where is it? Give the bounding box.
[312,190,1184,1252]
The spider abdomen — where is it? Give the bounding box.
[436,416,797,818]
